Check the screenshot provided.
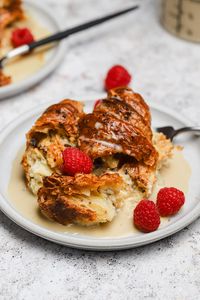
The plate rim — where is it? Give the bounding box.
[0,0,67,99]
[0,100,199,251]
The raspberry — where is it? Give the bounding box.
[62,147,93,176]
[104,65,131,91]
[11,28,34,48]
[94,99,102,110]
[156,187,185,216]
[133,200,160,233]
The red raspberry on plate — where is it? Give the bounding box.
[156,187,185,216]
[133,200,160,233]
[11,28,34,48]
[104,65,131,91]
[62,147,93,176]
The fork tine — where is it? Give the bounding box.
[156,126,175,140]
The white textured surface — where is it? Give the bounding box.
[0,0,200,299]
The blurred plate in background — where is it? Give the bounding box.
[0,0,67,100]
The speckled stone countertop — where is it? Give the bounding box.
[0,0,200,299]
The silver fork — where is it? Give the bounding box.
[156,126,200,141]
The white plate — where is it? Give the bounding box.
[0,100,200,251]
[0,0,67,99]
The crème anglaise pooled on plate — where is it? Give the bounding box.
[22,87,174,226]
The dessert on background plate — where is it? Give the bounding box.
[0,0,50,86]
[20,86,186,234]
[0,0,24,86]
[0,0,24,31]
[0,0,66,99]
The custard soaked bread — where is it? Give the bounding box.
[38,173,123,226]
[22,88,173,226]
[37,132,172,226]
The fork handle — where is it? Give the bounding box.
[174,126,200,137]
[28,5,138,50]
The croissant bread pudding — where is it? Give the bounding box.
[22,87,174,226]
[0,0,24,86]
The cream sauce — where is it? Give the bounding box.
[7,148,191,237]
[0,14,51,84]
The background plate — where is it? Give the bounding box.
[0,0,67,99]
[0,100,200,250]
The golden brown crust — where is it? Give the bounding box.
[0,0,24,30]
[40,195,97,225]
[38,173,123,225]
[108,87,151,125]
[27,99,84,147]
[40,172,122,195]
[120,132,174,195]
[79,112,157,166]
[22,100,84,194]
[0,70,11,87]
[1,0,22,9]
[78,88,158,167]
[94,97,152,140]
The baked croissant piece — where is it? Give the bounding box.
[22,99,84,194]
[79,87,172,196]
[38,173,123,226]
[108,87,151,126]
[78,87,158,167]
